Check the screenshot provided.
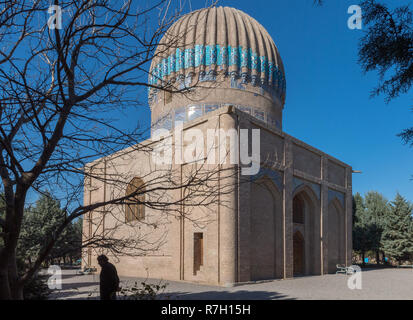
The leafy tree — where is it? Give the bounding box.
[353,193,364,226]
[18,194,64,267]
[353,193,379,264]
[17,193,82,268]
[353,192,392,264]
[364,191,390,263]
[54,218,82,265]
[359,0,412,102]
[22,275,51,300]
[2,192,79,299]
[382,194,413,264]
[359,0,413,169]
[353,193,369,262]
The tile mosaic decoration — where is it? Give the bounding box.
[148,44,286,104]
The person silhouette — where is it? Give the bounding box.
[97,255,120,300]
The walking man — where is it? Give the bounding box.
[97,255,120,300]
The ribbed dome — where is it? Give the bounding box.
[148,6,286,106]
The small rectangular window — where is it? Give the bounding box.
[125,178,145,223]
[164,90,172,104]
[193,233,204,275]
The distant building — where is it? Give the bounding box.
[82,6,352,286]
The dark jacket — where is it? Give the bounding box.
[99,262,120,300]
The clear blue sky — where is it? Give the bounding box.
[27,0,412,207]
[153,0,412,202]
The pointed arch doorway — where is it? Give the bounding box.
[293,231,304,275]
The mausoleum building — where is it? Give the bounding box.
[82,6,352,286]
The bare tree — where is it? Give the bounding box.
[0,0,236,300]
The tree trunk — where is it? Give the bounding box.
[0,267,11,300]
[9,250,23,300]
[376,251,380,265]
[0,188,31,300]
[10,282,23,300]
[362,252,365,266]
[0,248,22,300]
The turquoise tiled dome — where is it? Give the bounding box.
[148,6,286,106]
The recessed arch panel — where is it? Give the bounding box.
[292,184,321,276]
[249,176,283,280]
[328,198,345,273]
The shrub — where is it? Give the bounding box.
[23,275,51,300]
[119,281,168,300]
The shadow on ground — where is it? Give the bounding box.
[49,290,99,300]
[60,273,89,280]
[358,266,402,272]
[48,282,99,300]
[61,282,98,290]
[50,287,291,300]
[158,290,291,300]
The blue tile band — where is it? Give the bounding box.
[148,44,286,103]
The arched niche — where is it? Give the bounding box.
[125,177,145,222]
[250,176,283,280]
[292,184,321,276]
[327,198,346,273]
[293,195,305,224]
[293,231,304,275]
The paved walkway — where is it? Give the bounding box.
[47,267,413,300]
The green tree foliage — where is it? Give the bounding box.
[353,193,369,260]
[1,192,81,299]
[364,191,390,258]
[353,192,385,263]
[382,194,413,264]
[359,0,412,102]
[353,192,413,265]
[18,193,82,268]
[399,128,413,148]
[353,192,391,263]
[22,275,51,300]
[359,0,413,171]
